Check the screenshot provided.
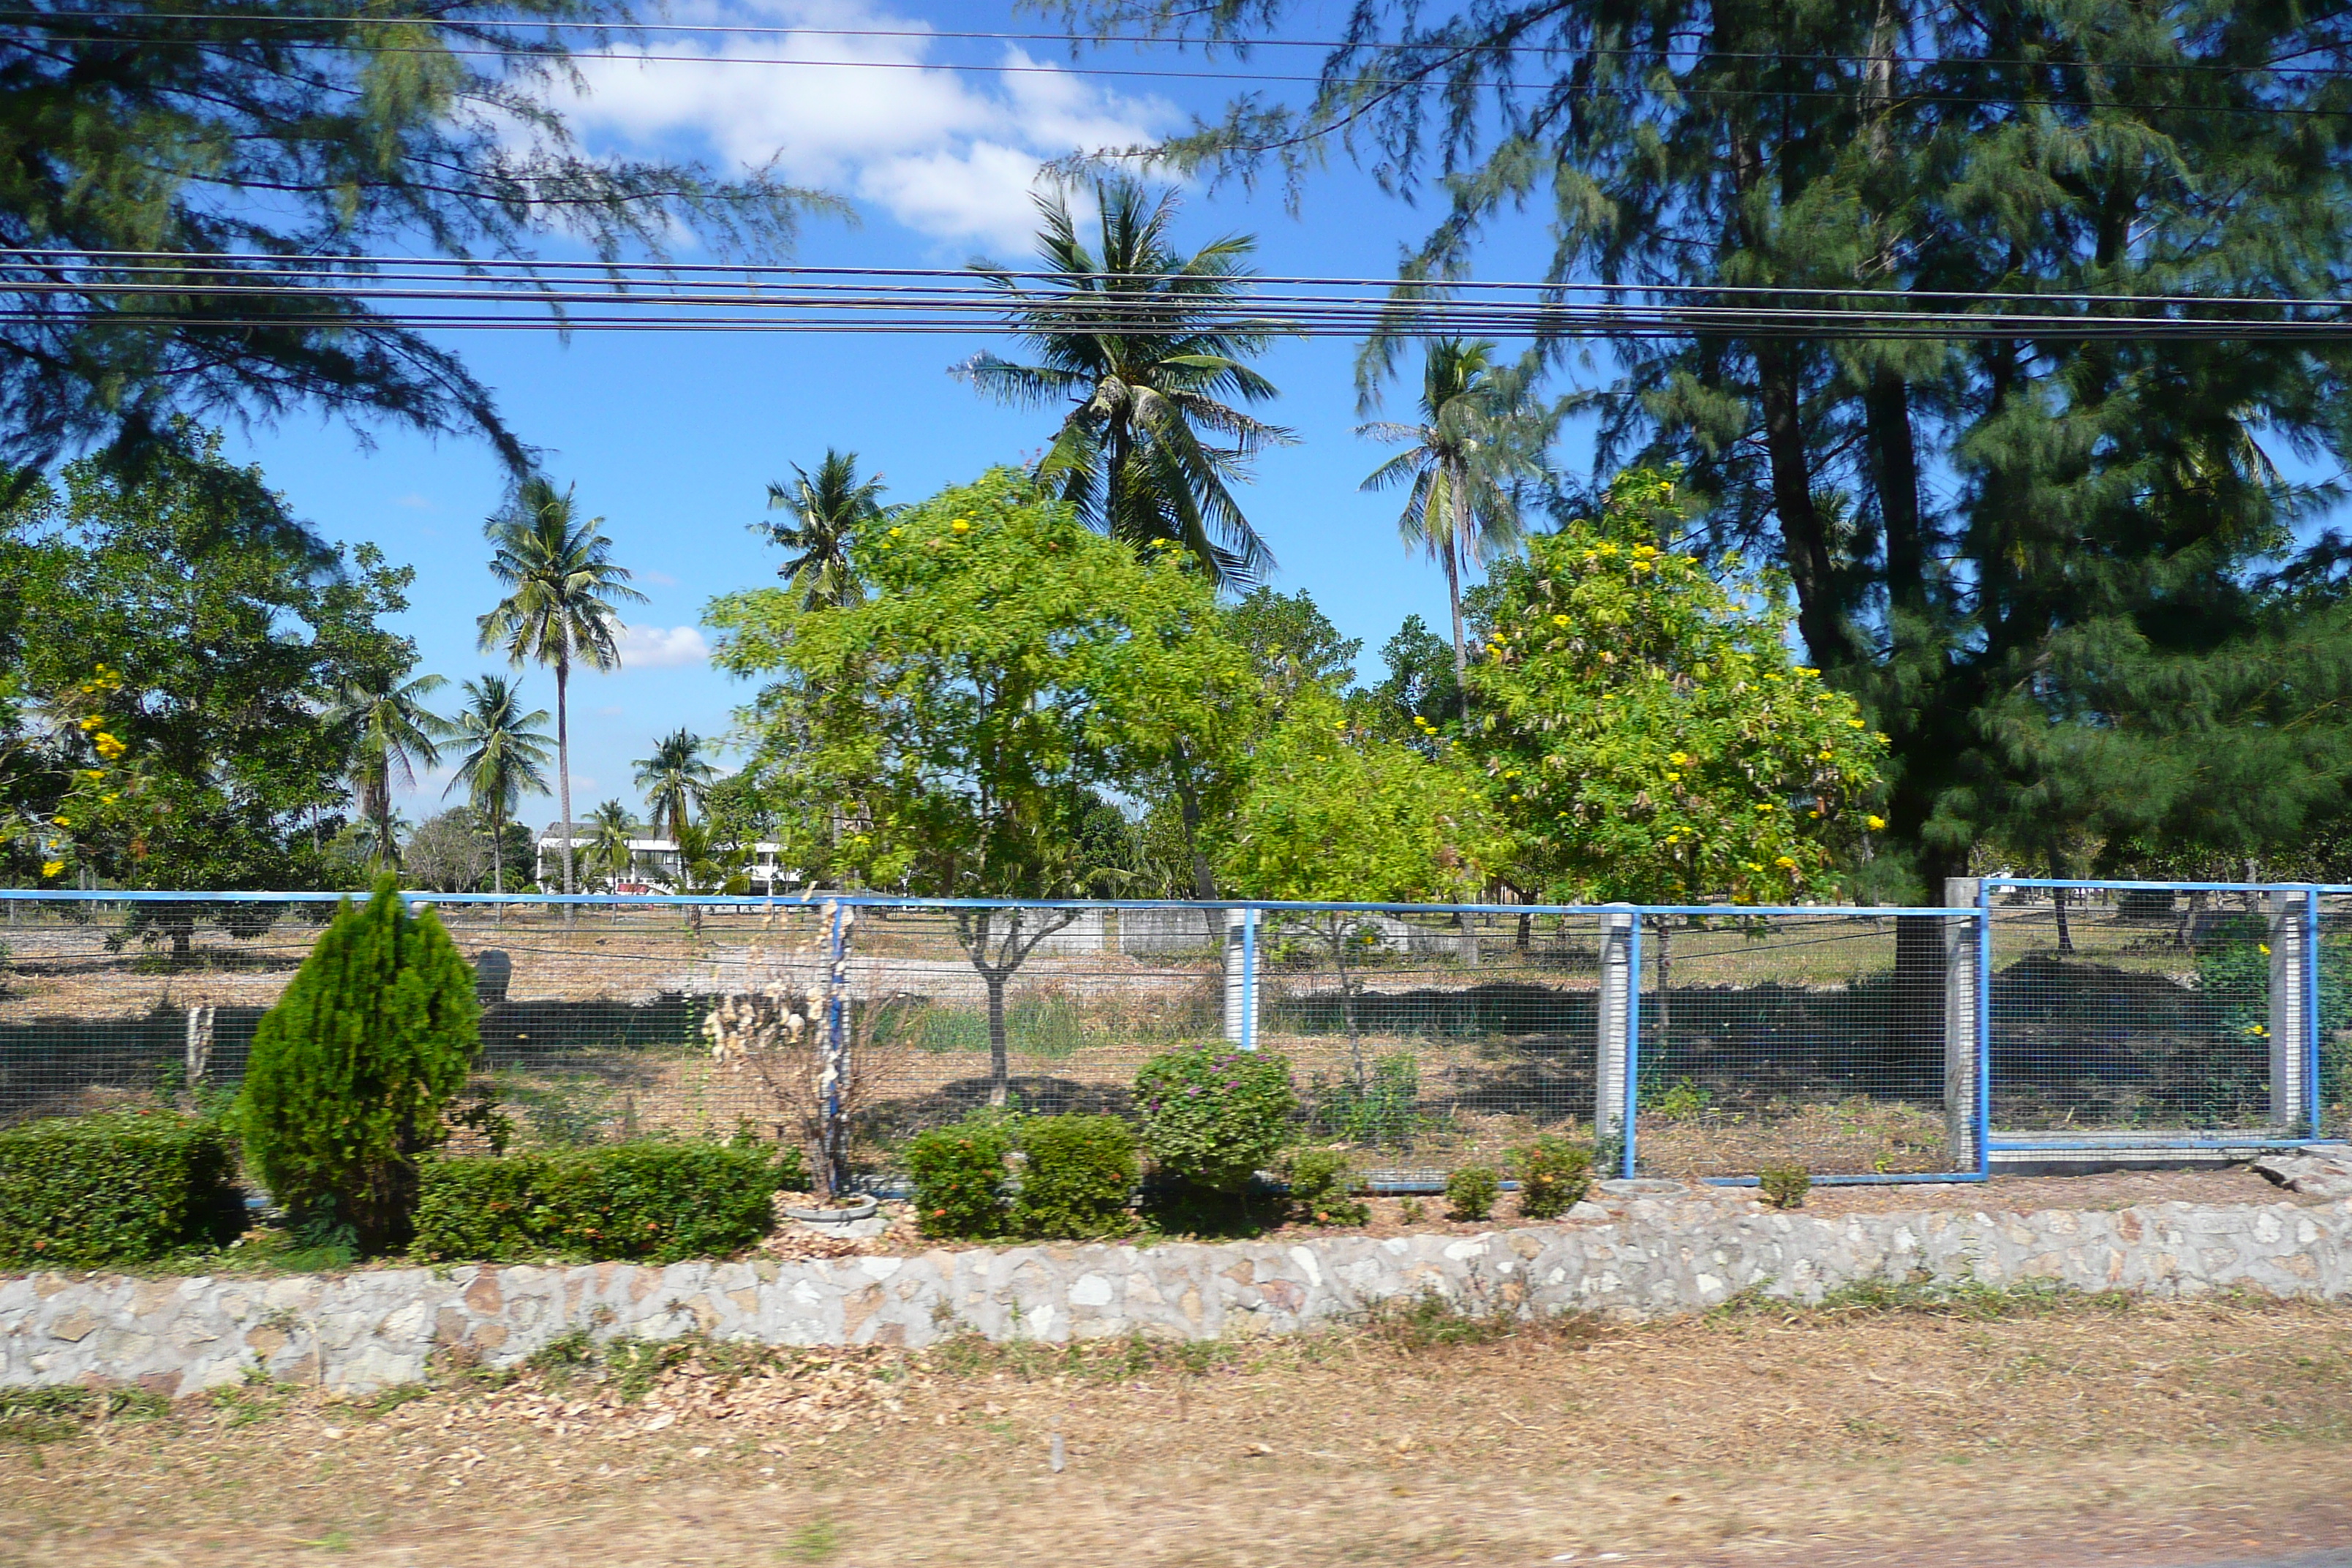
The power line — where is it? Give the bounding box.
[12,10,2352,83]
[14,249,2352,314]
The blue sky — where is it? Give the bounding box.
[215,0,1583,830]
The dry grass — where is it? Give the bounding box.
[7,1291,2352,1566]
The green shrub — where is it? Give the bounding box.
[1758,1165,1812,1210]
[411,1141,787,1263]
[1444,1164,1500,1222]
[1134,1045,1297,1192]
[905,1117,1013,1240]
[1284,1147,1370,1226]
[1012,1115,1137,1238]
[237,876,480,1251]
[1311,1051,1421,1148]
[1513,1136,1595,1220]
[0,1110,242,1267]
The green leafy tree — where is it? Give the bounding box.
[710,467,1254,1101]
[325,668,451,874]
[1223,587,1362,700]
[0,5,835,474]
[633,728,717,842]
[1366,614,1461,749]
[1213,682,1499,1078]
[237,877,480,1253]
[1466,470,1888,906]
[1358,339,1555,717]
[445,676,551,896]
[1096,0,2352,897]
[956,177,1294,586]
[761,449,889,610]
[0,430,413,902]
[478,478,644,895]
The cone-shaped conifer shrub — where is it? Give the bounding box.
[238,876,480,1252]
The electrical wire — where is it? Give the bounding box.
[12,9,2352,83]
[14,248,2352,312]
[8,254,2352,342]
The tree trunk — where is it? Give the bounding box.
[1331,916,1365,1091]
[1753,339,1846,669]
[555,657,575,897]
[490,807,504,896]
[2053,881,2074,954]
[1169,748,1219,943]
[1653,916,1673,1052]
[1443,537,1469,723]
[1891,911,1948,1095]
[985,970,1011,1107]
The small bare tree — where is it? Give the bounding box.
[704,908,905,1202]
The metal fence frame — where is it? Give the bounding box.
[1982,877,2335,1156]
[8,881,2348,1186]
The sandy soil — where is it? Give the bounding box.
[6,1293,2351,1567]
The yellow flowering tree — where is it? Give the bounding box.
[709,467,1257,1103]
[1469,469,1888,903]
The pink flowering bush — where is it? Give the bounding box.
[1133,1045,1298,1192]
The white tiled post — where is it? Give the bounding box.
[1942,880,1982,1172]
[1221,908,1259,1047]
[1596,907,1635,1144]
[2269,892,2313,1134]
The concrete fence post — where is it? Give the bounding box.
[2268,891,2314,1134]
[1221,908,1259,1047]
[1596,906,1636,1144]
[1942,879,1983,1172]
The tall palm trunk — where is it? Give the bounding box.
[1441,459,1473,722]
[554,655,574,896]
[489,804,504,895]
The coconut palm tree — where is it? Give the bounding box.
[585,799,636,890]
[325,668,451,872]
[477,478,646,895]
[350,807,412,874]
[445,675,553,895]
[1358,339,1556,720]
[956,177,1294,587]
[633,728,716,843]
[761,449,888,610]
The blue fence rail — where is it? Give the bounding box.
[0,881,2340,1186]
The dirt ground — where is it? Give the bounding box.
[7,1291,2352,1568]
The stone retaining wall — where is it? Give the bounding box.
[7,1191,2350,1395]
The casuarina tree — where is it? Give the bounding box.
[237,877,480,1253]
[1090,0,2352,886]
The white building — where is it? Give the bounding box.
[534,823,799,894]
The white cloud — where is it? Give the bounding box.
[562,1,1172,249]
[614,623,712,668]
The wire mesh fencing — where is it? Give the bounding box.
[1985,881,2315,1142]
[2313,889,2352,1142]
[1629,911,1969,1180]
[7,883,2343,1186]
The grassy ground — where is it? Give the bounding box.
[7,1287,2352,1567]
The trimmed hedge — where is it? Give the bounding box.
[905,1117,1012,1240]
[0,1111,243,1267]
[412,1142,791,1263]
[1013,1115,1137,1239]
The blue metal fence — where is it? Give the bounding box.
[1,882,2342,1186]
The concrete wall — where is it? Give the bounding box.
[7,1191,2348,1395]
